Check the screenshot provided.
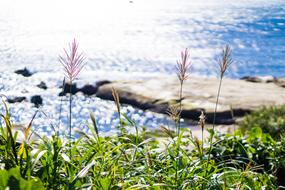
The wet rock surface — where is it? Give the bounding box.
[7,96,27,104]
[58,80,111,96]
[80,84,98,95]
[31,95,43,107]
[96,76,285,124]
[96,80,111,87]
[14,68,33,77]
[59,83,79,96]
[37,82,48,90]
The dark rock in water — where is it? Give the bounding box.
[7,97,26,103]
[241,76,276,83]
[31,95,43,107]
[58,80,111,96]
[15,67,33,77]
[96,80,111,87]
[240,76,262,83]
[37,82,47,90]
[80,84,98,95]
[59,83,79,96]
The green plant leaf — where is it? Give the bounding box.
[73,160,95,181]
[31,150,47,171]
[0,170,9,189]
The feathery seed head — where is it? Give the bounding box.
[176,48,191,83]
[167,105,180,123]
[59,39,85,83]
[218,45,233,78]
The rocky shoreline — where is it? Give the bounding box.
[7,68,285,125]
[96,76,285,124]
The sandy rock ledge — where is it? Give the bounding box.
[96,76,285,125]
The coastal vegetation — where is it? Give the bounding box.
[0,41,284,189]
[240,105,285,140]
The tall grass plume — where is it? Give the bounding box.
[176,48,191,136]
[59,39,85,144]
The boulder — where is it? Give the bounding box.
[31,95,43,107]
[58,80,111,96]
[96,88,158,110]
[7,97,26,103]
[59,83,79,96]
[80,84,98,95]
[37,82,47,90]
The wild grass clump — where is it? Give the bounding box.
[0,43,284,189]
[0,105,283,189]
[240,105,285,140]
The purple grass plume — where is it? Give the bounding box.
[176,48,191,84]
[59,39,85,83]
[58,39,86,147]
[175,48,191,135]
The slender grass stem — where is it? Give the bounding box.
[69,82,72,158]
[212,75,223,131]
[205,75,223,182]
[175,81,184,188]
[178,81,183,136]
[175,48,190,187]
[201,127,204,154]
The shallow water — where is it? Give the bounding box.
[0,0,284,136]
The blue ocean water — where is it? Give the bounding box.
[0,0,284,78]
[0,0,284,136]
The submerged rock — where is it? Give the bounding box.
[7,96,26,103]
[14,68,33,77]
[59,83,79,96]
[31,95,43,107]
[37,81,48,90]
[96,76,285,124]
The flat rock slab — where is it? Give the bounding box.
[275,78,285,88]
[96,76,285,124]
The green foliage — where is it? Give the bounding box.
[1,93,285,189]
[0,167,44,190]
[240,105,285,139]
[0,110,283,189]
[211,127,285,187]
